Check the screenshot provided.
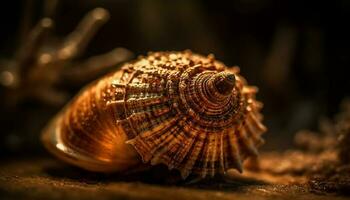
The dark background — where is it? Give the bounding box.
[0,0,349,157]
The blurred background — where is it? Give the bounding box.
[0,0,349,158]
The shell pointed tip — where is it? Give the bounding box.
[213,72,236,96]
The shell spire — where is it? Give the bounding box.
[211,72,236,96]
[126,52,266,179]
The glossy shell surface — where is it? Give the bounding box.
[42,51,267,179]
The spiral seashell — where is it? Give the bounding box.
[42,50,266,179]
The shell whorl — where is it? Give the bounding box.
[178,69,240,132]
[43,50,266,179]
[121,51,266,178]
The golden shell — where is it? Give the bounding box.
[42,50,266,179]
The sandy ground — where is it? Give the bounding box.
[0,155,348,200]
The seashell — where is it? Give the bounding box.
[42,50,267,179]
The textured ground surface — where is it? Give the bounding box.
[1,155,349,200]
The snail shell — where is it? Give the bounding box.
[42,51,266,179]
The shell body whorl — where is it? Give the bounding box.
[42,51,266,179]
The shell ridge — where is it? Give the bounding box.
[197,133,211,178]
[122,107,173,134]
[148,123,195,169]
[120,71,139,137]
[169,123,198,169]
[210,133,219,177]
[248,111,267,133]
[218,131,225,174]
[150,125,182,165]
[237,127,259,157]
[126,116,180,162]
[179,132,205,179]
[227,129,243,173]
[244,114,265,146]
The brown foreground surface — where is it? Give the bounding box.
[1,154,349,200]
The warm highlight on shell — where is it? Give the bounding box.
[42,50,266,179]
